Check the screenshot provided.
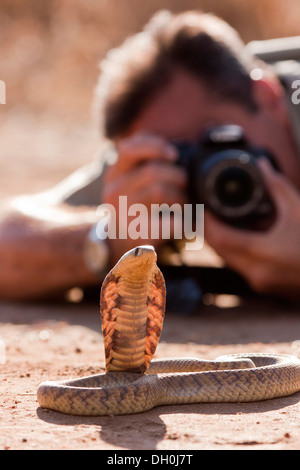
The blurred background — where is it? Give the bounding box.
[0,0,299,199]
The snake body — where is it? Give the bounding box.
[37,246,300,416]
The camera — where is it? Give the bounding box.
[175,125,278,230]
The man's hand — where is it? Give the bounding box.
[102,133,188,264]
[205,159,300,296]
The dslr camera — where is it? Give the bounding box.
[175,125,278,230]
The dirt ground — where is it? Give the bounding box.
[1,295,300,451]
[0,115,300,452]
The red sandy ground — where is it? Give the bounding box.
[1,298,300,450]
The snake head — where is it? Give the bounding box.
[121,245,157,259]
[114,245,157,278]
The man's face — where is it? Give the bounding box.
[127,68,300,188]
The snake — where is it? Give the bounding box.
[37,245,300,416]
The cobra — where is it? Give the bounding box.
[37,245,300,416]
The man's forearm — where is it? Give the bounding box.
[0,200,101,300]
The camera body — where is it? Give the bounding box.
[175,125,278,230]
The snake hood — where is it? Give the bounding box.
[100,245,166,373]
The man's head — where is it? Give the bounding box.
[96,10,260,139]
[95,9,300,187]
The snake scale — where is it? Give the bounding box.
[37,245,300,416]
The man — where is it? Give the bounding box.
[1,10,300,300]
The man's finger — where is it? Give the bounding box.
[258,158,299,213]
[116,133,178,173]
[204,210,261,255]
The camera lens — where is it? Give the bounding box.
[215,167,254,207]
[199,150,265,219]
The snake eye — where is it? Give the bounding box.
[134,247,140,256]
